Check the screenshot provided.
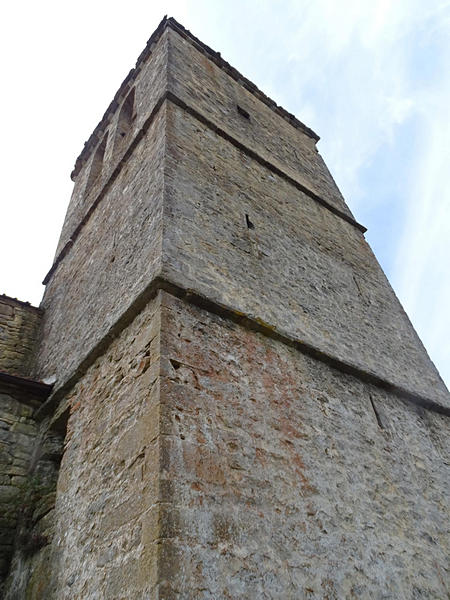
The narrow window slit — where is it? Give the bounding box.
[245,214,255,229]
[237,105,250,120]
[113,87,136,155]
[369,395,384,429]
[85,131,108,196]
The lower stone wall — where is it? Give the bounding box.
[4,290,449,598]
[8,295,162,599]
[159,292,450,599]
[0,383,42,591]
[1,403,63,600]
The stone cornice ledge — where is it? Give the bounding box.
[0,371,53,400]
[35,276,450,422]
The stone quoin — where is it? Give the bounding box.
[1,16,449,599]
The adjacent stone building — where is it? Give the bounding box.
[1,17,449,599]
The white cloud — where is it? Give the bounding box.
[391,87,450,382]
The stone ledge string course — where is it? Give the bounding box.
[0,372,53,400]
[35,278,450,423]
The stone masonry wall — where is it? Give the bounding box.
[19,295,162,599]
[36,107,166,384]
[0,382,43,591]
[55,29,169,258]
[162,101,448,406]
[166,27,353,220]
[3,413,63,600]
[158,291,450,599]
[0,295,41,378]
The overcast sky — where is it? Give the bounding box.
[1,0,449,387]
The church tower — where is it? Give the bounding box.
[3,17,449,598]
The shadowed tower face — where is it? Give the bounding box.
[3,17,449,599]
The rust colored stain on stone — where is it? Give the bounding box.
[158,292,449,598]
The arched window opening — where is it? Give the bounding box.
[85,132,108,196]
[113,88,136,155]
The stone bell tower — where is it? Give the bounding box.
[3,16,449,599]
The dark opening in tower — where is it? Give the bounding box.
[85,132,108,196]
[113,87,136,156]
